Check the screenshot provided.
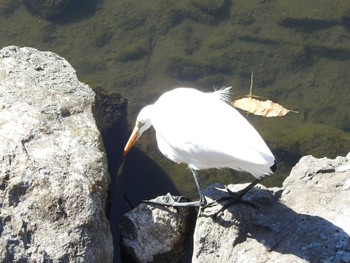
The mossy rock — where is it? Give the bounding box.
[32,23,57,44]
[184,2,230,25]
[118,38,150,62]
[252,117,350,159]
[23,0,74,19]
[191,0,229,16]
[23,0,100,21]
[173,25,201,55]
[114,67,147,88]
[165,57,213,81]
[94,29,114,48]
[115,2,186,35]
[196,74,227,90]
[278,0,348,21]
[0,0,21,17]
[279,17,337,32]
[341,9,350,30]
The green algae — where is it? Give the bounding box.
[118,38,151,62]
[0,0,21,17]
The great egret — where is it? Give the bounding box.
[123,87,276,207]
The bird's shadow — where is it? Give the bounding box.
[201,186,350,262]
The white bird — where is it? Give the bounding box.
[123,87,276,207]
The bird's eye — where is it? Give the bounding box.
[136,121,143,128]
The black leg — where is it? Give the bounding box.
[203,178,263,215]
[229,178,262,201]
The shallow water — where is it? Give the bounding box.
[1,0,350,261]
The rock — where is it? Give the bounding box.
[119,195,195,263]
[0,46,113,262]
[193,154,350,262]
[118,154,350,262]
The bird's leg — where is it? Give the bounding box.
[142,168,207,207]
[191,168,207,206]
[229,178,262,202]
[202,179,263,218]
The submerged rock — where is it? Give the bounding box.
[23,0,100,21]
[0,46,113,262]
[23,0,77,19]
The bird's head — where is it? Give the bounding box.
[122,105,153,157]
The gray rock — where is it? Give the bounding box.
[0,46,113,262]
[193,154,350,262]
[117,154,350,262]
[120,195,195,263]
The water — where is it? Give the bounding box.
[1,0,350,262]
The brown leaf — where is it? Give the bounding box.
[232,72,298,117]
[232,97,298,117]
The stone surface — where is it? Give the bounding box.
[193,154,350,262]
[118,154,350,262]
[0,46,113,262]
[120,195,195,263]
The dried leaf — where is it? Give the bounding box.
[232,97,298,117]
[231,72,298,117]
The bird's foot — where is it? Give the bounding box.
[202,186,259,218]
[142,193,206,207]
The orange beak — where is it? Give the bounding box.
[122,127,140,157]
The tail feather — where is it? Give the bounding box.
[270,162,277,173]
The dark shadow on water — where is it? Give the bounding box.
[91,88,179,263]
[279,17,338,32]
[203,188,350,262]
[110,148,180,263]
[24,0,101,24]
[52,0,101,24]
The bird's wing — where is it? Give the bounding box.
[152,88,274,175]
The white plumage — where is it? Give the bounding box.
[123,87,276,207]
